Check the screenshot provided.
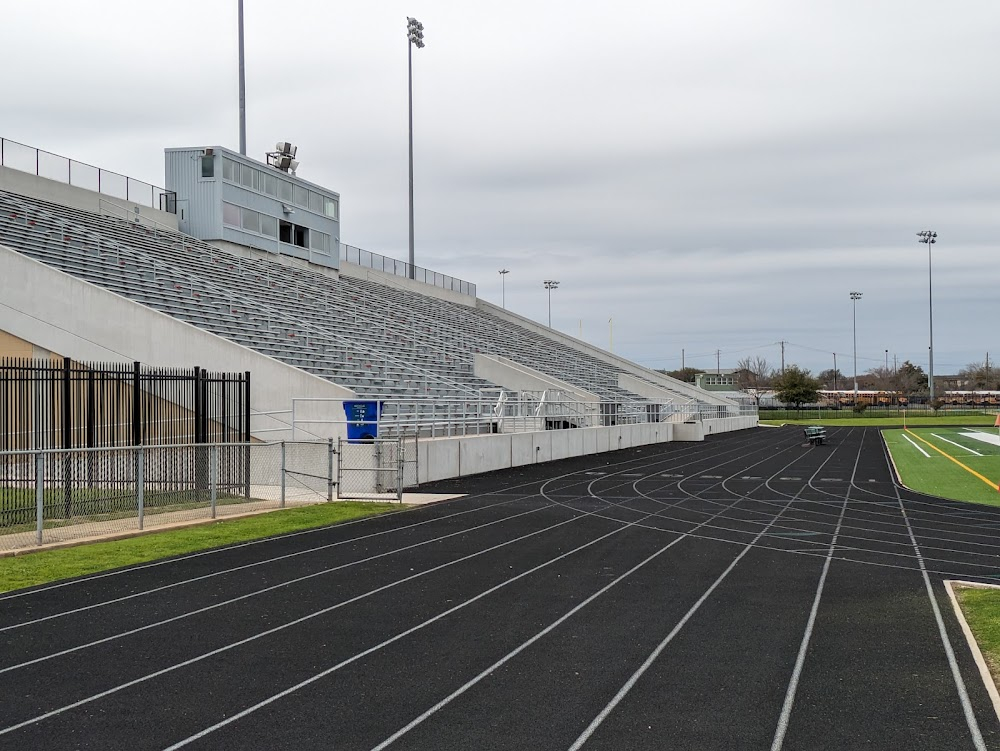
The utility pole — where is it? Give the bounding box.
[716,350,721,375]
[780,341,786,375]
[833,353,838,390]
[682,349,685,370]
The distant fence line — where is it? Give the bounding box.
[0,136,177,213]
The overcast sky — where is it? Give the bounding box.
[3,1,999,379]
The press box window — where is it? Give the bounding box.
[241,207,259,234]
[222,202,241,227]
[200,155,215,178]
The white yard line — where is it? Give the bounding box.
[932,434,983,457]
[902,432,931,457]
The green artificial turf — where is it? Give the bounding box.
[0,501,402,594]
[884,428,1000,506]
[955,587,1000,687]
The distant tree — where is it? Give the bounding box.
[959,361,998,390]
[660,367,699,383]
[864,366,895,390]
[817,369,844,390]
[896,361,928,396]
[774,365,821,410]
[734,356,774,406]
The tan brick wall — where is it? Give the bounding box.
[0,329,35,359]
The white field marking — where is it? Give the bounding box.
[371,480,786,751]
[770,426,866,750]
[1,450,727,737]
[0,503,571,675]
[932,434,984,457]
[159,495,715,751]
[563,445,848,751]
[0,508,639,739]
[902,433,931,457]
[943,580,1000,727]
[0,500,554,635]
[895,496,987,750]
[367,438,822,750]
[962,431,1000,448]
[0,436,721,604]
[160,439,800,750]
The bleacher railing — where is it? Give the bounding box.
[341,243,476,297]
[0,137,176,213]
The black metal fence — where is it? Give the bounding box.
[0,358,251,525]
[0,357,250,451]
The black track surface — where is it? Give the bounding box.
[2,426,1000,750]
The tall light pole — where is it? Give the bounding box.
[543,280,559,327]
[917,230,937,401]
[238,0,247,155]
[498,268,509,309]
[406,17,425,280]
[850,291,863,399]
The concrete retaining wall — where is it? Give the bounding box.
[415,415,755,484]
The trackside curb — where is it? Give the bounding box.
[943,579,1000,727]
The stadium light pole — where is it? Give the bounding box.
[237,0,247,155]
[917,230,937,401]
[499,268,509,309]
[543,280,559,327]
[850,291,862,399]
[406,17,425,280]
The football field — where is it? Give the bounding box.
[885,427,1000,505]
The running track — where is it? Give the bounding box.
[2,426,1000,750]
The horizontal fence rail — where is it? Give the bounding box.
[340,244,476,297]
[0,136,176,212]
[0,440,379,552]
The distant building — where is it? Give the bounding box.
[165,146,340,270]
[695,370,738,391]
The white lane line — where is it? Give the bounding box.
[902,433,931,457]
[0,509,624,740]
[564,436,847,751]
[161,496,709,750]
[933,434,984,457]
[896,497,987,751]
[962,431,1000,448]
[168,440,798,751]
[0,505,560,675]
[943,580,1000,727]
[770,435,858,750]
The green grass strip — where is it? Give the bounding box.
[0,501,402,594]
[955,587,1000,688]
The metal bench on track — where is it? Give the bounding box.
[804,426,827,446]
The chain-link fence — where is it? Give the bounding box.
[0,440,369,553]
[336,437,415,502]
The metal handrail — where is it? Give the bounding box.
[341,243,476,297]
[0,136,175,212]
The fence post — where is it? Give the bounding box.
[210,445,218,519]
[35,452,44,546]
[137,447,145,530]
[62,357,72,518]
[280,441,286,508]
[396,438,403,503]
[327,437,334,502]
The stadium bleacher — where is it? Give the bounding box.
[0,186,728,423]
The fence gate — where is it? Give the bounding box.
[337,437,413,502]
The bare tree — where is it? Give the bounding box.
[959,361,997,390]
[735,356,774,406]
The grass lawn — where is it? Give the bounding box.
[955,586,1000,688]
[884,428,1000,505]
[0,501,402,594]
[762,415,999,427]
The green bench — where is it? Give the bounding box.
[804,426,827,446]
